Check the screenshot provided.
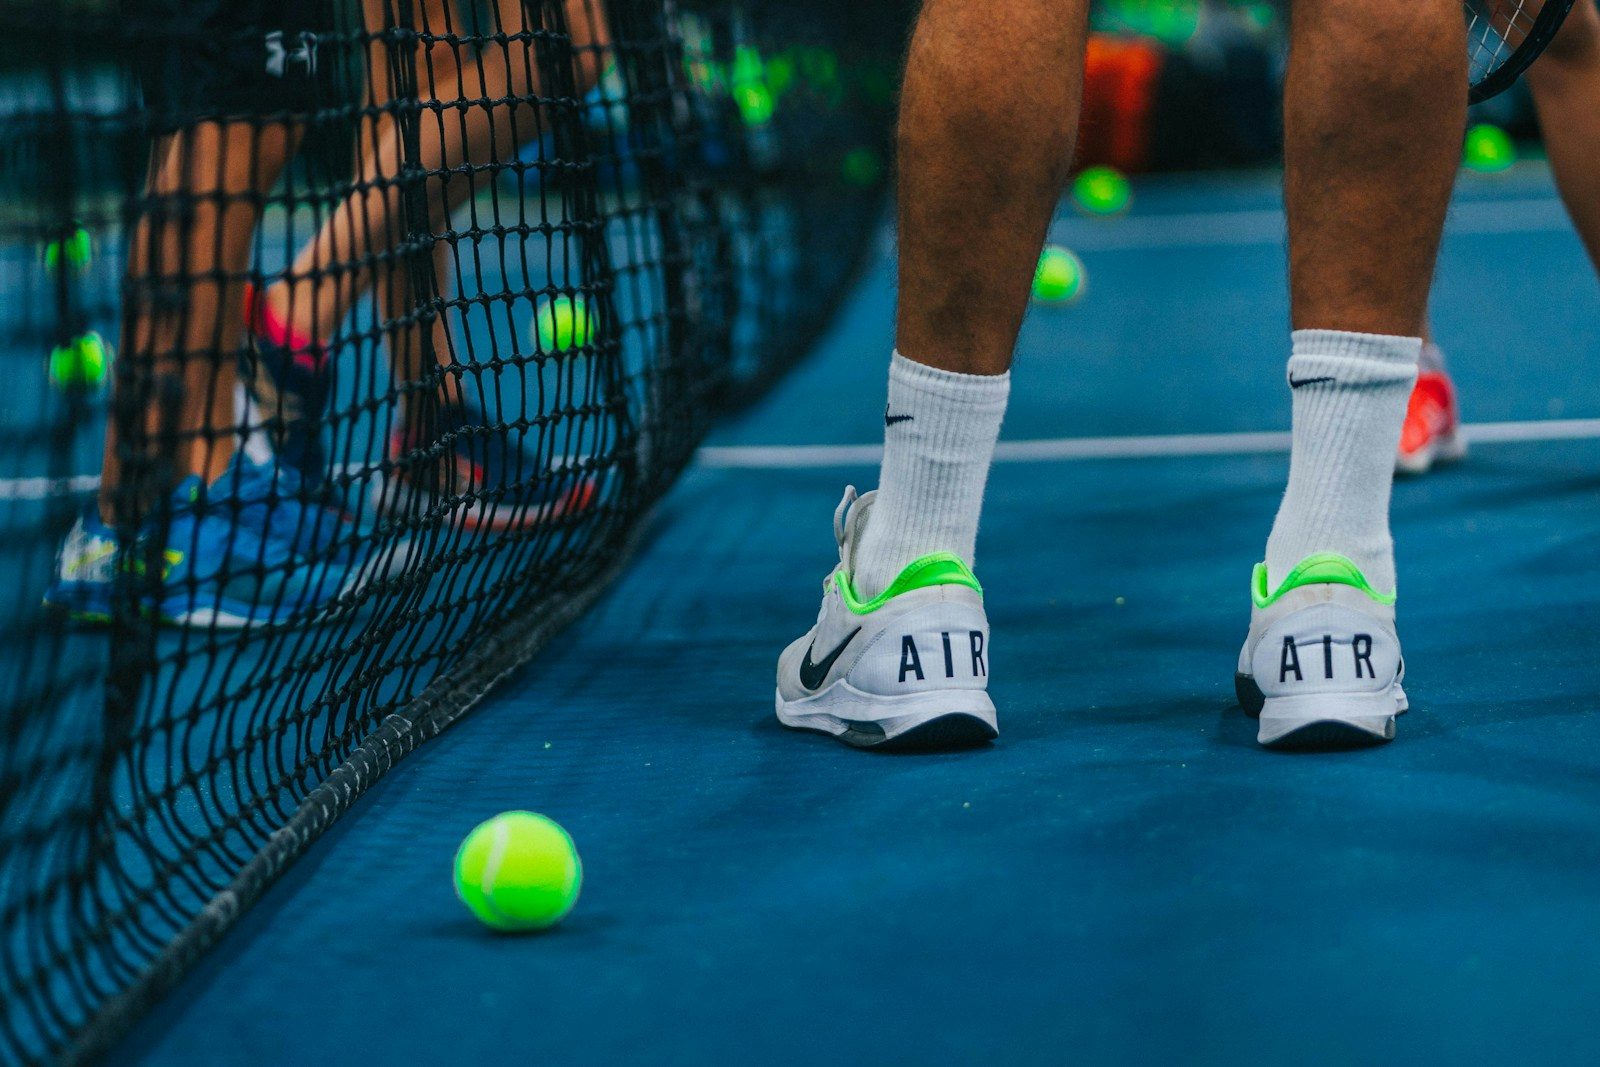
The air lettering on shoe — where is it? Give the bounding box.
[899,635,924,682]
[1280,636,1302,682]
[1353,634,1374,678]
[1279,633,1379,683]
[896,631,987,683]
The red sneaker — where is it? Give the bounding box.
[1396,368,1466,475]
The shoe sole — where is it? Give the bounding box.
[1396,429,1467,476]
[775,684,998,752]
[1235,672,1406,749]
[44,587,335,631]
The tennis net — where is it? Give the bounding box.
[0,0,903,1061]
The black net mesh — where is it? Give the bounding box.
[0,1,904,1061]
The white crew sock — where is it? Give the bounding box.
[1264,329,1420,596]
[851,352,1010,599]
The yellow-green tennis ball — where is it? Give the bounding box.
[1072,166,1132,216]
[49,332,110,390]
[454,811,582,932]
[733,81,775,126]
[1033,246,1086,304]
[43,227,92,274]
[534,296,594,353]
[1463,123,1516,173]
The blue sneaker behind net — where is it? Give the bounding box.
[44,469,357,629]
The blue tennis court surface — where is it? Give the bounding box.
[118,168,1600,1064]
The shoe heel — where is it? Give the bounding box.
[1258,690,1399,748]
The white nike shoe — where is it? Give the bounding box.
[776,487,998,751]
[1235,554,1408,748]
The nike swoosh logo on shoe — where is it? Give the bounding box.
[1288,375,1336,388]
[884,408,913,427]
[799,628,861,691]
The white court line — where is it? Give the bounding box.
[6,418,1595,496]
[697,418,1600,470]
[1052,198,1572,251]
[0,474,102,502]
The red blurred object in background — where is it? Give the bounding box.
[1076,34,1165,173]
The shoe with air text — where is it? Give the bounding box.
[775,487,997,751]
[1235,554,1407,748]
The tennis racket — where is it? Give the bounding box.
[1467,0,1581,102]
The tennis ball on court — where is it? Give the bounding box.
[1033,246,1086,304]
[43,227,92,274]
[1463,124,1516,173]
[454,811,582,932]
[534,295,595,353]
[49,332,110,390]
[1072,166,1132,216]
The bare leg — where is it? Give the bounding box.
[1272,0,1466,587]
[1245,0,1467,746]
[775,0,1092,746]
[101,119,298,523]
[1285,0,1465,333]
[1527,0,1600,271]
[850,0,1090,602]
[266,0,607,350]
[895,0,1090,375]
[360,0,462,405]
[1407,3,1600,471]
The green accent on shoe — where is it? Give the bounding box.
[1252,553,1397,609]
[835,552,981,615]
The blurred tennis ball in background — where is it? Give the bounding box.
[731,45,764,83]
[733,82,775,126]
[1072,166,1132,216]
[43,227,92,274]
[454,812,582,932]
[1463,124,1516,173]
[730,44,777,125]
[49,332,110,391]
[1101,0,1201,45]
[1033,246,1086,305]
[535,295,595,353]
